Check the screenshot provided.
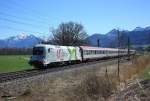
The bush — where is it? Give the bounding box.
[66,72,116,101]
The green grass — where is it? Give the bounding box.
[141,64,150,80]
[0,55,33,73]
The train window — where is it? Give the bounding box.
[33,47,44,55]
[48,48,50,53]
[83,51,85,55]
[86,51,88,55]
[87,50,89,55]
[92,50,94,54]
[100,51,102,54]
[85,51,87,55]
[102,51,104,54]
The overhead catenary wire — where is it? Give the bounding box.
[0,16,48,28]
[0,0,51,22]
[0,0,51,36]
[0,25,46,35]
[9,0,51,20]
[0,11,49,25]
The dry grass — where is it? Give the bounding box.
[120,55,150,82]
[2,54,150,101]
[65,72,117,101]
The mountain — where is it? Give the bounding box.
[133,27,145,31]
[87,26,150,48]
[0,34,42,48]
[0,26,150,48]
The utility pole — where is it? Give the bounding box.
[127,36,130,60]
[149,32,150,45]
[97,39,100,47]
[117,30,120,81]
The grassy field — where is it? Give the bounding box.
[141,64,150,80]
[0,55,33,73]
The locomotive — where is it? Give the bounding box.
[29,44,135,68]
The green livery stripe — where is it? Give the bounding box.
[68,47,77,60]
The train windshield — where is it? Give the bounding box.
[33,47,44,55]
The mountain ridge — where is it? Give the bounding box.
[88,26,150,47]
[0,26,150,48]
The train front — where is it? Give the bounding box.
[29,44,47,68]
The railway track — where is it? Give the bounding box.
[0,57,132,84]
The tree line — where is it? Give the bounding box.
[0,48,32,55]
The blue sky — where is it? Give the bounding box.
[0,0,150,39]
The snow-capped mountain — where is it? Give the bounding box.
[133,27,144,31]
[0,34,43,48]
[87,26,150,47]
[133,26,150,31]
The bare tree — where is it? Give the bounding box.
[50,21,88,46]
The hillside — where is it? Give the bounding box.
[87,26,150,48]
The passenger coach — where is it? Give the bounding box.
[29,44,135,68]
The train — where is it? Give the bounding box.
[29,44,136,68]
